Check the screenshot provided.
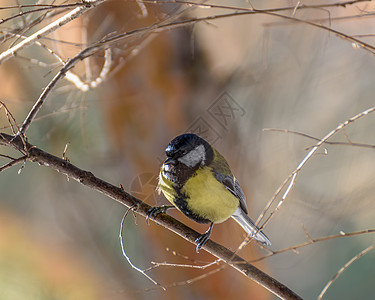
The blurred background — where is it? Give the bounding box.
[1,0,375,299]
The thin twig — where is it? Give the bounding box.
[18,54,83,134]
[0,155,28,172]
[251,229,375,263]
[257,106,375,231]
[136,0,148,17]
[119,205,167,290]
[0,3,81,26]
[147,259,220,271]
[14,3,375,136]
[68,47,112,91]
[0,101,27,152]
[140,265,227,291]
[139,0,369,12]
[264,128,375,149]
[0,1,103,64]
[317,244,375,299]
[168,265,226,287]
[165,247,221,265]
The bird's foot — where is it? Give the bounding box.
[146,205,174,225]
[195,232,211,253]
[195,222,214,253]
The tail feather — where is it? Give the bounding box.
[231,207,271,246]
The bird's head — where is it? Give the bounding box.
[164,133,213,169]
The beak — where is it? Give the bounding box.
[164,157,176,165]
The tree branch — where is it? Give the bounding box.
[0,132,302,300]
[0,0,104,64]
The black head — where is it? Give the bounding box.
[165,133,214,168]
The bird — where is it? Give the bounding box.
[147,133,271,252]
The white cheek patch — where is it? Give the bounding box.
[178,144,205,167]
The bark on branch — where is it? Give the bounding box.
[0,133,302,300]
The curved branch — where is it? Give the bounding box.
[16,2,375,135]
[0,132,302,300]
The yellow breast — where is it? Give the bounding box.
[157,170,175,202]
[181,167,239,223]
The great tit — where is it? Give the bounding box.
[148,133,271,252]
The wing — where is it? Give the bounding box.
[214,172,248,215]
[210,149,248,214]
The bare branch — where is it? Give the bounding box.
[0,155,27,172]
[148,258,221,270]
[317,244,375,299]
[0,1,104,64]
[0,3,82,26]
[167,266,225,288]
[14,2,375,136]
[120,205,166,290]
[257,106,375,230]
[263,128,375,149]
[252,229,375,263]
[0,133,302,300]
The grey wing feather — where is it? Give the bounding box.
[233,177,248,214]
[214,172,248,214]
[232,207,271,245]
